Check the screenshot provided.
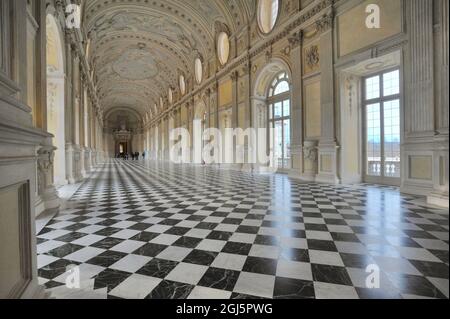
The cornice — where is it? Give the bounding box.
[145,0,335,129]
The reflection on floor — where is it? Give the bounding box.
[36,160,449,299]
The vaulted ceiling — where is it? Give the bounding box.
[83,0,256,122]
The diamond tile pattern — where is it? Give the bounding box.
[37,160,449,299]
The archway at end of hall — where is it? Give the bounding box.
[46,13,66,187]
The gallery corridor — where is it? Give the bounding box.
[36,160,449,299]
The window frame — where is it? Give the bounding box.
[362,68,402,185]
[267,72,292,170]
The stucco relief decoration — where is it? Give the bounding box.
[113,48,159,80]
[303,145,318,162]
[305,45,320,69]
[92,11,197,54]
[315,13,333,33]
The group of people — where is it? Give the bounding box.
[116,151,146,160]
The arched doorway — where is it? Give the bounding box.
[253,60,293,171]
[267,72,291,169]
[46,14,66,186]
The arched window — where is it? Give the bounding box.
[268,72,291,169]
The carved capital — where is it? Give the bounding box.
[288,31,303,48]
[315,13,334,34]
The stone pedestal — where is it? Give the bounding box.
[65,143,76,184]
[301,141,318,182]
[35,138,60,217]
[316,141,340,184]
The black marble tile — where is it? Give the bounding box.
[340,253,374,269]
[183,250,218,266]
[236,225,260,234]
[221,242,252,255]
[273,277,315,299]
[173,236,203,249]
[280,248,310,263]
[91,237,124,250]
[409,260,449,279]
[137,258,178,278]
[195,222,219,230]
[94,269,130,292]
[429,249,449,264]
[87,250,127,267]
[38,259,80,280]
[46,243,84,258]
[94,227,122,237]
[242,256,277,275]
[198,267,240,291]
[254,235,280,246]
[330,232,360,243]
[54,232,87,243]
[165,226,191,236]
[128,223,153,231]
[206,231,233,241]
[145,280,194,299]
[386,273,447,298]
[307,239,338,252]
[311,264,352,286]
[130,231,160,242]
[133,243,168,257]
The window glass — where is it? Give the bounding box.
[283,100,290,117]
[274,102,282,118]
[365,75,380,100]
[217,32,230,65]
[383,70,400,97]
[366,103,381,176]
[274,80,289,95]
[383,100,401,177]
[195,58,203,84]
[257,0,279,34]
[179,75,186,95]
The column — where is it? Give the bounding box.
[402,0,448,207]
[288,31,304,178]
[429,0,449,206]
[315,13,340,184]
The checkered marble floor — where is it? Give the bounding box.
[37,160,449,299]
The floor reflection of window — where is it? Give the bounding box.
[364,69,401,181]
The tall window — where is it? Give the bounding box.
[268,72,291,169]
[364,69,401,181]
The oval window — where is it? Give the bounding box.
[217,32,230,66]
[257,0,279,34]
[179,75,186,96]
[168,88,173,104]
[195,58,203,84]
